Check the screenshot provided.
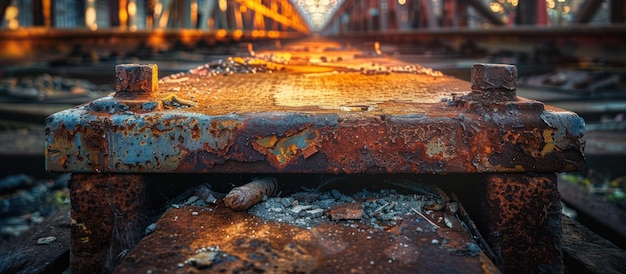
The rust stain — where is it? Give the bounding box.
[541,129,556,156]
[253,127,321,168]
[483,174,563,274]
[206,119,243,153]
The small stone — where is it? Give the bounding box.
[186,251,218,269]
[304,208,324,218]
[291,192,320,203]
[424,202,443,211]
[37,236,56,245]
[141,101,158,111]
[446,202,458,214]
[291,205,312,214]
[431,239,439,245]
[444,217,453,228]
[331,189,343,200]
[280,197,293,207]
[145,223,157,235]
[329,203,363,221]
[204,193,217,204]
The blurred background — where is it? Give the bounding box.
[0,0,624,254]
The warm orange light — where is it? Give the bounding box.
[1,40,29,59]
[489,2,504,13]
[267,30,280,38]
[43,0,52,27]
[191,0,198,28]
[233,29,243,40]
[148,30,166,50]
[128,0,137,31]
[219,0,228,12]
[128,1,137,16]
[8,19,19,29]
[179,30,195,44]
[4,6,17,19]
[86,5,97,31]
[398,0,407,4]
[159,10,170,28]
[216,29,227,39]
[154,2,162,16]
[4,5,18,29]
[119,0,128,29]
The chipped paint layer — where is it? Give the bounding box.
[45,99,585,173]
[253,128,321,168]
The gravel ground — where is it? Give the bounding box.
[171,176,459,234]
[248,188,450,231]
[0,173,70,255]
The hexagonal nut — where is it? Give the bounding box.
[471,63,517,93]
[115,64,158,99]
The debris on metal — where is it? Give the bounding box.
[224,177,278,211]
[115,180,500,274]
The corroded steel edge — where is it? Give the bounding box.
[45,97,585,174]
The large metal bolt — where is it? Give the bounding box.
[115,64,158,99]
[471,63,517,101]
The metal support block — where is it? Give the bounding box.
[45,50,585,272]
[482,173,562,273]
[69,174,151,273]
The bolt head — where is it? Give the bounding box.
[115,64,158,99]
[471,63,517,93]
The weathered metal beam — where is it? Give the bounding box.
[45,63,584,174]
[457,0,505,26]
[323,25,626,61]
[235,0,310,34]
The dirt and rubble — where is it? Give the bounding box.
[116,176,498,274]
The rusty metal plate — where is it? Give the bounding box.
[114,203,498,274]
[45,52,585,174]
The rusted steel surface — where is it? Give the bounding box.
[45,54,585,174]
[46,41,587,273]
[481,173,563,274]
[114,203,499,273]
[69,174,153,273]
